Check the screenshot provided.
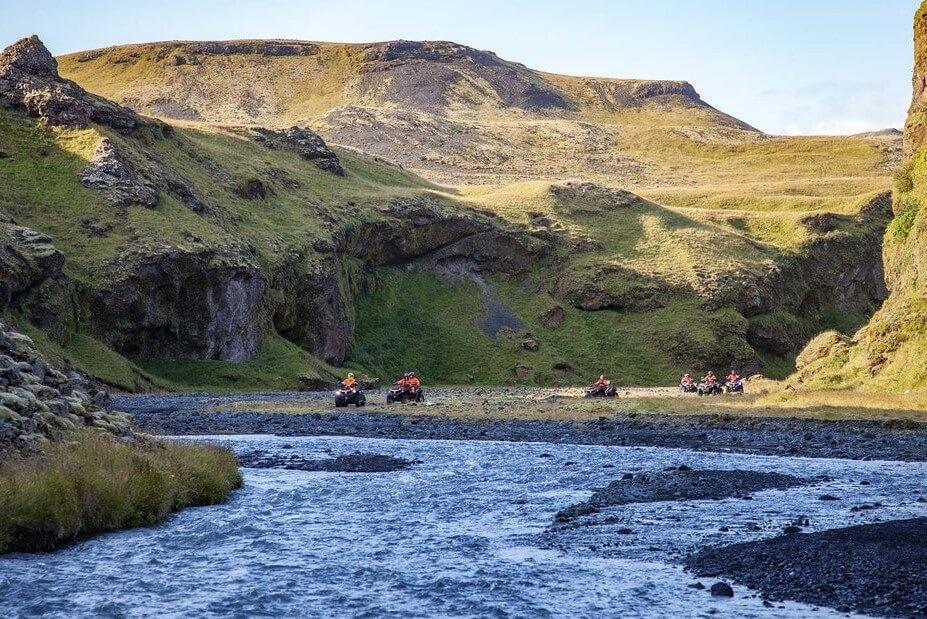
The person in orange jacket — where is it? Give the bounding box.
[680,373,694,386]
[341,372,358,389]
[702,370,717,384]
[594,374,610,388]
[407,372,421,390]
[726,370,740,383]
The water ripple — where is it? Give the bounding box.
[1,435,925,617]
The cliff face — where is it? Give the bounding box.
[794,1,927,391]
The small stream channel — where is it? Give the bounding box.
[1,435,925,617]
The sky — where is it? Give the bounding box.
[0,0,918,135]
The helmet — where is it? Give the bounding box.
[684,373,690,378]
[404,372,412,378]
[599,375,605,380]
[348,372,355,379]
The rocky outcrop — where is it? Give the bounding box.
[80,138,159,208]
[0,224,65,310]
[359,40,569,113]
[251,126,343,175]
[91,246,265,361]
[347,197,549,271]
[554,265,672,312]
[0,320,132,455]
[0,223,78,338]
[270,197,549,365]
[0,36,140,132]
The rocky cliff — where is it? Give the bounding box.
[793,1,927,391]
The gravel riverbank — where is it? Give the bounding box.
[118,390,927,462]
[687,517,927,617]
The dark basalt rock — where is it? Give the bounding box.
[237,450,413,473]
[92,245,265,362]
[554,469,806,523]
[687,518,927,617]
[709,582,734,597]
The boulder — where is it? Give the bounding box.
[521,337,540,352]
[539,305,565,329]
[709,582,734,597]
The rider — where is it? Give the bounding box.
[407,372,421,390]
[342,372,358,389]
[702,370,717,384]
[680,373,694,386]
[726,369,741,384]
[594,374,610,388]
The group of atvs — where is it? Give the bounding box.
[679,371,744,396]
[333,372,425,407]
[335,369,743,407]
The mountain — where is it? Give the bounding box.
[793,1,927,392]
[0,35,897,389]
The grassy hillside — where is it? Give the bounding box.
[0,35,898,390]
[2,101,885,388]
[58,39,897,193]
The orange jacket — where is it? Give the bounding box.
[342,377,357,388]
[727,373,740,382]
[407,376,421,388]
[594,379,610,387]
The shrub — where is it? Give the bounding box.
[0,432,241,553]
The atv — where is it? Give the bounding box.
[334,387,366,407]
[679,381,698,394]
[584,384,618,398]
[697,380,723,396]
[724,379,744,394]
[386,385,425,404]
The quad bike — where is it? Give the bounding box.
[724,380,744,394]
[679,382,698,394]
[697,380,723,396]
[584,384,618,398]
[386,385,425,404]
[335,387,366,407]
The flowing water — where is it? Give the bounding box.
[2,435,926,618]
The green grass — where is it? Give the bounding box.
[0,431,241,553]
[349,267,759,386]
[5,314,159,392]
[138,333,338,391]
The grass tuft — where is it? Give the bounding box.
[0,432,241,553]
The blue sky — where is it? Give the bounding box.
[1,0,918,134]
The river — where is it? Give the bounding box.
[2,435,925,617]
